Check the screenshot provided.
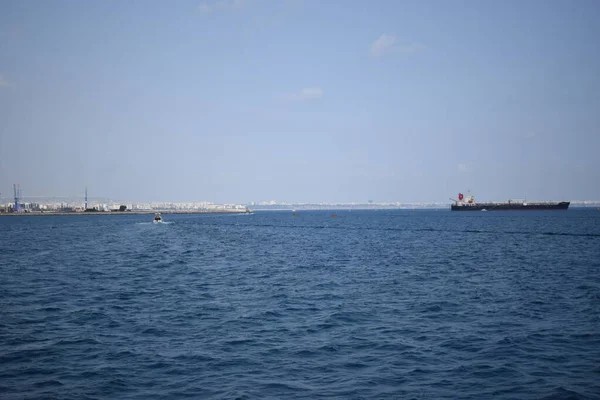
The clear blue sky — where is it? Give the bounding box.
[1,0,599,203]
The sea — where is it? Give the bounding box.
[1,209,599,399]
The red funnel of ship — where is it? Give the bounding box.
[458,193,464,201]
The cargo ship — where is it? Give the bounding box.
[450,193,570,211]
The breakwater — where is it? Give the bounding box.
[0,209,250,217]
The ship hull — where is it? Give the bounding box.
[451,202,570,211]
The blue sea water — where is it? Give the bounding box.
[1,209,599,399]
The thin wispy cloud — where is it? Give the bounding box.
[370,34,423,57]
[251,0,303,29]
[457,163,469,172]
[283,0,304,10]
[197,0,249,14]
[290,87,324,101]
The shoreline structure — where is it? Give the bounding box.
[0,209,250,217]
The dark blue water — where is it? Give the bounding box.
[1,209,599,399]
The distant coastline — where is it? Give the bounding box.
[2,201,599,216]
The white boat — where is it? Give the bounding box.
[153,213,163,223]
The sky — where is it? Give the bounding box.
[1,0,599,204]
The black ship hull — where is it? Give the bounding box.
[451,202,570,211]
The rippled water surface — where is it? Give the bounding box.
[1,209,600,399]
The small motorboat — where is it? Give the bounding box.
[153,213,163,223]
